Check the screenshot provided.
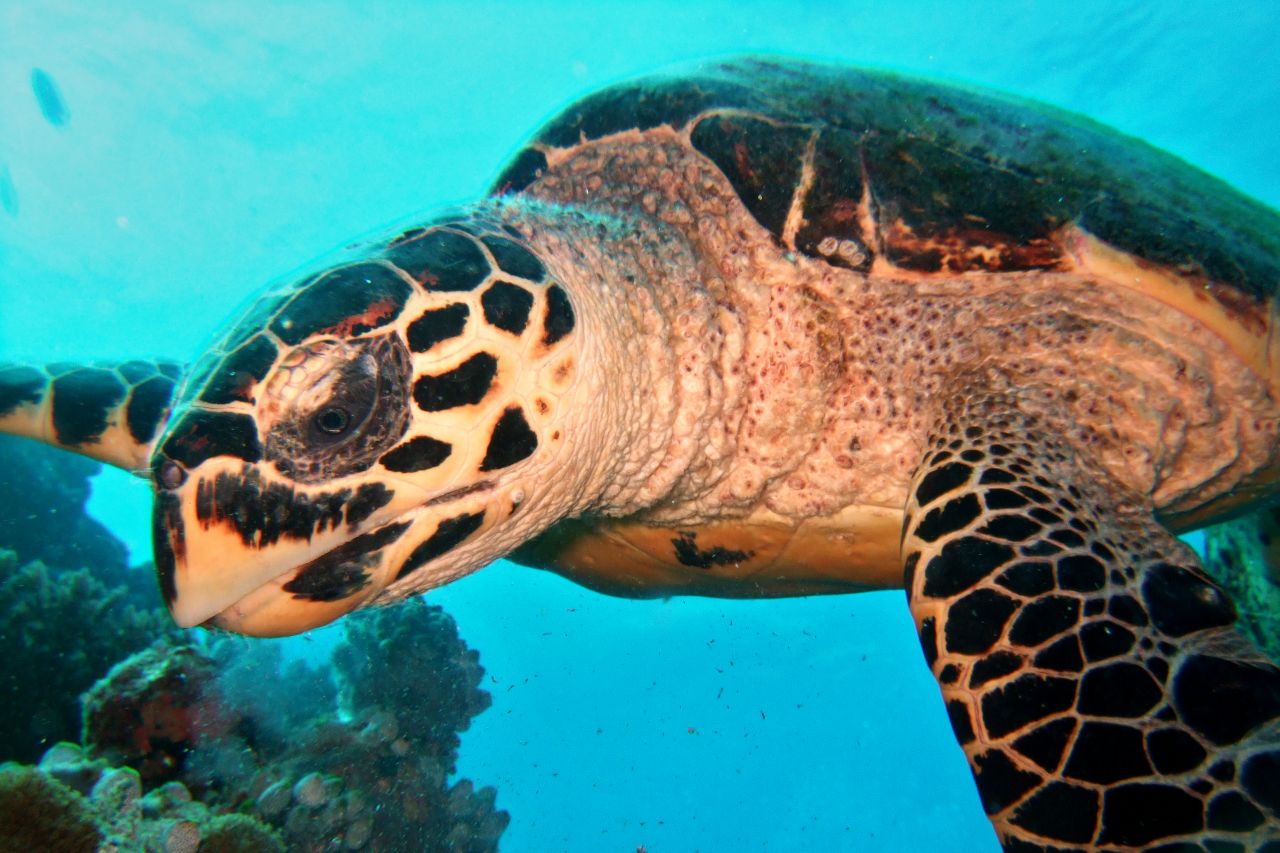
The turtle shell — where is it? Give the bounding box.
[494,57,1280,303]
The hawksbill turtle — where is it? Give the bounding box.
[2,58,1279,848]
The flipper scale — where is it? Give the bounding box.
[904,376,1280,848]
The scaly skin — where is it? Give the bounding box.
[903,376,1280,848]
[0,360,181,474]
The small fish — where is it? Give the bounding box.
[31,68,69,127]
[0,163,17,216]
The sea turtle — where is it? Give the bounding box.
[2,57,1279,848]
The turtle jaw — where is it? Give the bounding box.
[153,456,418,633]
[160,516,304,631]
[197,531,405,637]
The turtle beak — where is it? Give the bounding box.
[152,455,412,635]
[153,461,314,629]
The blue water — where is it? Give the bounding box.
[3,2,1279,850]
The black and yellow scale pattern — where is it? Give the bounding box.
[0,359,180,471]
[904,379,1280,849]
[151,214,576,613]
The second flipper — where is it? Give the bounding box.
[0,360,181,474]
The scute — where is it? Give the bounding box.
[383,227,491,291]
[689,113,811,240]
[269,262,412,346]
[494,57,1280,301]
[533,78,739,151]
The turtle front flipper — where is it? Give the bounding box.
[0,361,181,474]
[902,380,1280,849]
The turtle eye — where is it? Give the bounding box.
[264,334,411,484]
[314,406,351,435]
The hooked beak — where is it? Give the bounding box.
[152,456,416,636]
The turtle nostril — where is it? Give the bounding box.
[157,459,187,490]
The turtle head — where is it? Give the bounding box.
[152,214,579,636]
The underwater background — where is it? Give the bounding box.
[1,1,1278,850]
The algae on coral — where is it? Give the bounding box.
[199,813,286,853]
[0,764,102,853]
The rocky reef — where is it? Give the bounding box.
[0,436,508,850]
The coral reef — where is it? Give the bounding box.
[0,763,101,853]
[333,602,492,775]
[82,643,240,789]
[73,601,507,851]
[0,435,506,850]
[0,551,177,763]
[0,743,284,852]
[199,814,286,853]
[203,636,337,755]
[0,435,178,763]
